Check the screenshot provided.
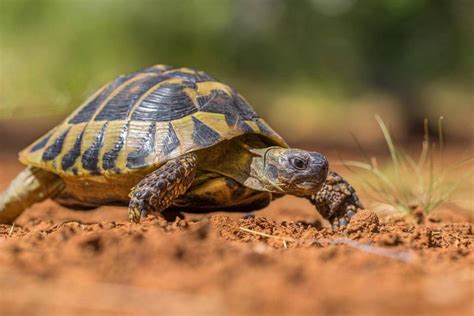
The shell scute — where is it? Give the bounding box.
[19,65,286,177]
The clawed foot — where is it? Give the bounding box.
[127,153,197,223]
[128,207,142,223]
[309,171,363,228]
[128,190,155,223]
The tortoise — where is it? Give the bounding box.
[0,65,363,226]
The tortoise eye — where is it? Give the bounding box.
[290,157,307,170]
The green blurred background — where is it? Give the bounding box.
[1,0,473,147]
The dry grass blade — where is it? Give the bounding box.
[8,223,15,238]
[239,227,295,242]
[341,116,473,215]
[375,115,400,176]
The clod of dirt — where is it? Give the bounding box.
[346,210,380,233]
[192,221,211,240]
[377,232,402,246]
[78,234,104,254]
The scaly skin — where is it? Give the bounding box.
[308,171,363,227]
[0,166,64,224]
[128,153,197,223]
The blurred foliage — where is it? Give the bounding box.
[0,0,473,142]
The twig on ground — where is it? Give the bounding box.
[320,238,414,262]
[238,227,414,263]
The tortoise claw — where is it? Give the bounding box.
[128,206,142,223]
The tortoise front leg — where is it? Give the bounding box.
[128,153,197,223]
[307,171,363,227]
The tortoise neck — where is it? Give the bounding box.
[194,136,283,188]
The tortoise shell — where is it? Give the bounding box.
[20,65,286,177]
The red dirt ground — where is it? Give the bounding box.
[0,154,473,316]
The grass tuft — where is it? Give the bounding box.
[340,116,473,215]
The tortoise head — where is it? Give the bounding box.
[245,147,329,196]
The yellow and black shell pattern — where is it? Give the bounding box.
[20,65,286,177]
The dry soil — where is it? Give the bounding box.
[0,154,473,316]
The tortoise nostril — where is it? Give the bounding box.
[310,152,328,169]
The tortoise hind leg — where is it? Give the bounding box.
[128,153,197,223]
[0,166,64,224]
